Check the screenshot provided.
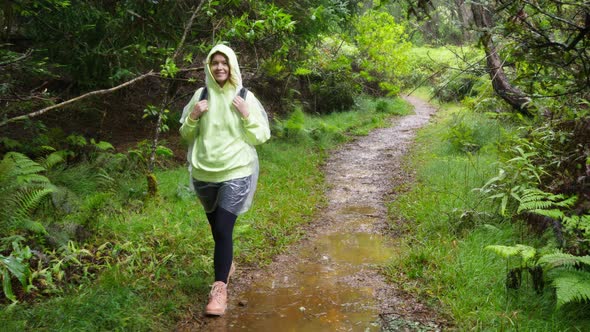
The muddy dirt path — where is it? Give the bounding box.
[180,96,443,331]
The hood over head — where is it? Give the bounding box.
[205,44,242,90]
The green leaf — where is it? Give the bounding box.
[92,140,115,151]
[2,267,16,302]
[155,146,173,158]
[0,254,29,288]
[516,244,536,263]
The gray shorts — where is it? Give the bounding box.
[192,176,252,215]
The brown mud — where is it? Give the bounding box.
[177,96,447,331]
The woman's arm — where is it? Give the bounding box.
[235,94,270,145]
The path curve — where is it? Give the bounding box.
[180,95,442,331]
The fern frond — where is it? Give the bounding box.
[553,195,578,208]
[539,252,590,269]
[90,139,115,151]
[518,200,558,212]
[547,269,590,308]
[528,209,566,220]
[38,151,65,170]
[16,173,51,185]
[95,168,116,192]
[5,152,45,176]
[486,245,520,258]
[485,244,536,260]
[14,218,47,234]
[12,188,55,221]
[519,245,536,263]
[561,214,590,235]
[518,188,555,202]
[517,188,578,220]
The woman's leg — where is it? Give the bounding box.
[209,207,237,283]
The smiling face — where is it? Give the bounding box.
[209,52,230,87]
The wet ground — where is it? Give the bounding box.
[179,96,444,331]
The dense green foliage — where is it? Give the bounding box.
[1,0,589,329]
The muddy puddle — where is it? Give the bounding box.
[193,96,441,331]
[222,206,394,331]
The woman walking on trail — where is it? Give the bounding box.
[179,44,270,316]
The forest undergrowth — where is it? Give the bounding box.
[385,88,590,331]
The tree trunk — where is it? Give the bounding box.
[471,2,532,114]
[454,0,473,42]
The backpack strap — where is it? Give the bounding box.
[198,87,208,101]
[239,87,248,100]
[199,86,247,101]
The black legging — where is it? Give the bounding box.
[206,207,237,283]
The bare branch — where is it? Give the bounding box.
[0,49,33,66]
[522,0,586,29]
[0,71,155,127]
[171,0,207,62]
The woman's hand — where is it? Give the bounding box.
[190,100,208,120]
[232,96,249,119]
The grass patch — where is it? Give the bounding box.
[386,96,590,329]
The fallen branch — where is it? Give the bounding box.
[0,49,33,67]
[0,70,155,127]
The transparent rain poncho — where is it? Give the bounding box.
[179,45,269,215]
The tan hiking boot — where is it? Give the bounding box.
[205,281,228,316]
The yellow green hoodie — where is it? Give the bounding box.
[179,45,270,183]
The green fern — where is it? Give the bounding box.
[516,188,576,214]
[486,244,536,264]
[488,245,590,308]
[562,214,590,236]
[38,151,65,170]
[538,252,590,269]
[547,269,590,308]
[10,188,55,234]
[532,251,590,308]
[0,152,55,236]
[516,188,590,245]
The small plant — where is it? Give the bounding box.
[443,114,480,153]
[282,107,308,139]
[487,244,590,309]
[0,152,56,236]
[516,188,590,253]
[485,244,543,292]
[476,143,546,216]
[0,238,33,302]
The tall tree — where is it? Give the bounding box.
[471,1,532,113]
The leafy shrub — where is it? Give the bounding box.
[433,71,481,102]
[273,107,309,141]
[443,114,480,153]
[354,10,411,96]
[295,36,360,114]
